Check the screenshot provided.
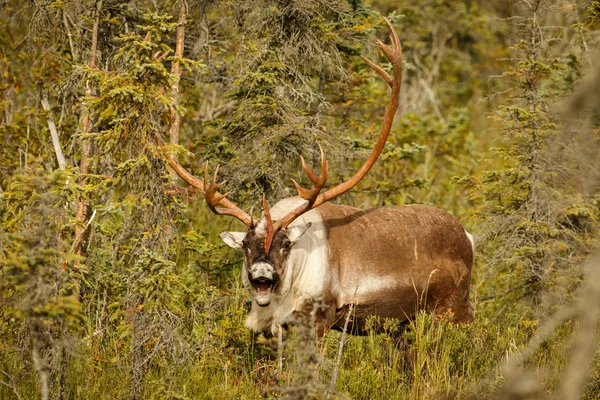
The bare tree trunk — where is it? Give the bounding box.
[169,0,187,147]
[129,298,147,400]
[31,321,50,400]
[58,346,68,400]
[73,0,102,273]
[41,95,66,171]
[32,346,49,400]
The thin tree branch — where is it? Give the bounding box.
[0,370,22,400]
[62,9,77,62]
[69,208,97,258]
[278,323,284,374]
[331,303,354,388]
[79,0,102,171]
[577,26,593,69]
[418,78,445,123]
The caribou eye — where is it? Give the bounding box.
[280,240,292,252]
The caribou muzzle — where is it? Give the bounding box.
[248,262,279,307]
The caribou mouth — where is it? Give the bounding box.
[251,277,275,294]
[250,277,276,307]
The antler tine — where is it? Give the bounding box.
[203,163,228,213]
[312,18,402,206]
[361,55,393,87]
[290,145,328,204]
[384,17,401,55]
[377,40,395,63]
[199,162,256,226]
[382,17,402,79]
[263,194,275,255]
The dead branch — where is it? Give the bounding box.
[41,95,66,171]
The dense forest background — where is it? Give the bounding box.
[1,0,600,398]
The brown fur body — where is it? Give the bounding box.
[312,203,473,334]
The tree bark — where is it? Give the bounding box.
[31,321,50,400]
[74,0,102,270]
[169,0,187,147]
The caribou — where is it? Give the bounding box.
[162,18,474,336]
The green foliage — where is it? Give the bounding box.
[461,3,598,312]
[588,1,600,27]
[86,12,201,156]
[0,168,83,400]
[131,250,182,312]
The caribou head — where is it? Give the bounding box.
[219,207,313,307]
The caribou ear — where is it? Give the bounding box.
[220,232,246,249]
[285,223,312,244]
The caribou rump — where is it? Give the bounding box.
[162,18,474,336]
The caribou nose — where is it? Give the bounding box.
[249,261,274,281]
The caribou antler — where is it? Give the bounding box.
[160,145,254,227]
[290,144,328,207]
[262,17,403,244]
